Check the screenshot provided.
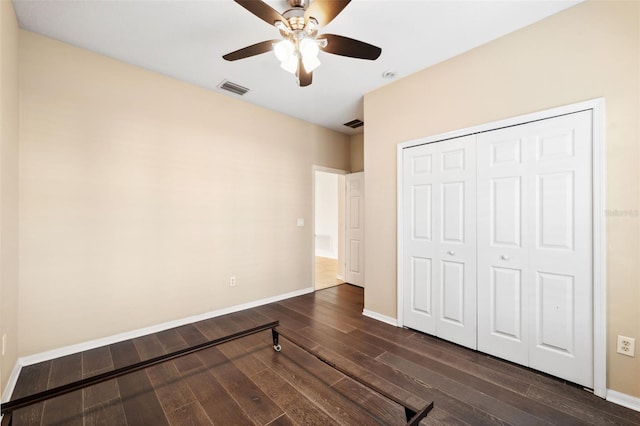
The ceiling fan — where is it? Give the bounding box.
[223,0,382,87]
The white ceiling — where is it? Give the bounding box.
[12,0,581,135]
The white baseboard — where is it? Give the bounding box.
[362,309,398,327]
[607,389,640,412]
[19,286,314,368]
[1,362,22,403]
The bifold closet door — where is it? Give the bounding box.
[476,110,593,387]
[402,135,477,349]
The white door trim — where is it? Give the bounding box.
[396,98,606,398]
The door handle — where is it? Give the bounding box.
[447,251,455,256]
[501,255,510,261]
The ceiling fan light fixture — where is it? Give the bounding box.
[224,0,382,87]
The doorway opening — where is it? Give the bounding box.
[313,168,346,290]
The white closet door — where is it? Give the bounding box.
[477,110,593,387]
[403,136,477,349]
[402,143,438,335]
[476,130,529,365]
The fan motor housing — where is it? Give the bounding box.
[288,0,309,8]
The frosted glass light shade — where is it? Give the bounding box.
[274,40,294,62]
[299,38,319,59]
[281,55,298,74]
[303,55,320,72]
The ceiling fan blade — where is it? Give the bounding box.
[234,0,289,27]
[297,57,313,87]
[320,34,381,60]
[223,40,279,61]
[304,0,351,27]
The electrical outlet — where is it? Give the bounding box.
[2,334,6,356]
[229,276,237,287]
[617,335,635,357]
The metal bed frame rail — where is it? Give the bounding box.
[1,321,432,425]
[273,329,434,426]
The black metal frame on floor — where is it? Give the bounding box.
[1,321,432,426]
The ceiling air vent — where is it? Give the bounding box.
[218,80,250,96]
[343,118,364,129]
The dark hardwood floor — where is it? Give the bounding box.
[9,284,640,425]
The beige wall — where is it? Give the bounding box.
[350,133,364,172]
[18,31,350,356]
[0,0,20,396]
[364,0,639,397]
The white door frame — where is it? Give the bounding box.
[396,98,606,398]
[312,166,348,290]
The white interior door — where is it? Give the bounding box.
[345,172,365,287]
[402,136,477,349]
[477,110,593,387]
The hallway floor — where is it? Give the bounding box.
[314,256,344,290]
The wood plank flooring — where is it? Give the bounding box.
[9,284,640,425]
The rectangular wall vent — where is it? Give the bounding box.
[343,118,364,129]
[218,80,250,96]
